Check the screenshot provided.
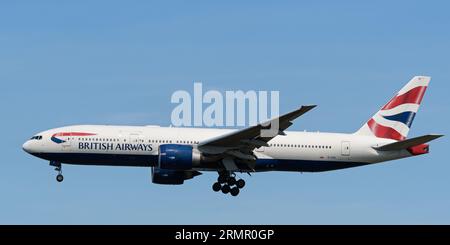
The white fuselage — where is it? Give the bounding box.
[23,125,413,172]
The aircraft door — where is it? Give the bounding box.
[341,141,351,156]
[61,135,73,151]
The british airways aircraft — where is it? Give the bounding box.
[23,76,442,196]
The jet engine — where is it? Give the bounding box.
[158,144,201,170]
[151,166,201,185]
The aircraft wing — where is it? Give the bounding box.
[197,105,316,171]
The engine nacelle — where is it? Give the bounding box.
[158,144,201,170]
[151,166,201,185]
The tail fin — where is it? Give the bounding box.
[355,76,431,140]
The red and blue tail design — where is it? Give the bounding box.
[356,76,430,141]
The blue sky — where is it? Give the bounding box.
[1,1,449,224]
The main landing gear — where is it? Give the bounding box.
[212,172,246,196]
[50,161,64,182]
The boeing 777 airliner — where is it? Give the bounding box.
[23,76,443,196]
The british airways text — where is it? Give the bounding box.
[78,142,153,152]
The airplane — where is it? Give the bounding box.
[23,76,443,196]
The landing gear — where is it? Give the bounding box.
[217,175,227,184]
[230,187,239,196]
[56,174,64,182]
[228,177,236,186]
[213,172,246,196]
[236,179,245,189]
[221,185,231,194]
[212,182,222,192]
[50,161,64,183]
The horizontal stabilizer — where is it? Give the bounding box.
[374,134,444,151]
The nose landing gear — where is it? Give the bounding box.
[56,173,64,182]
[212,172,246,196]
[50,161,64,183]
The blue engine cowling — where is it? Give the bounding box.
[158,144,200,170]
[151,166,201,185]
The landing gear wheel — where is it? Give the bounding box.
[221,185,230,194]
[212,182,221,192]
[218,175,227,184]
[56,174,64,182]
[51,162,64,183]
[236,179,245,189]
[228,177,236,186]
[216,172,246,195]
[230,187,240,196]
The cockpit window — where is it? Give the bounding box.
[30,136,43,140]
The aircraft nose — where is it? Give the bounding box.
[22,141,32,153]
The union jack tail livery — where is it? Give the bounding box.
[356,76,430,141]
